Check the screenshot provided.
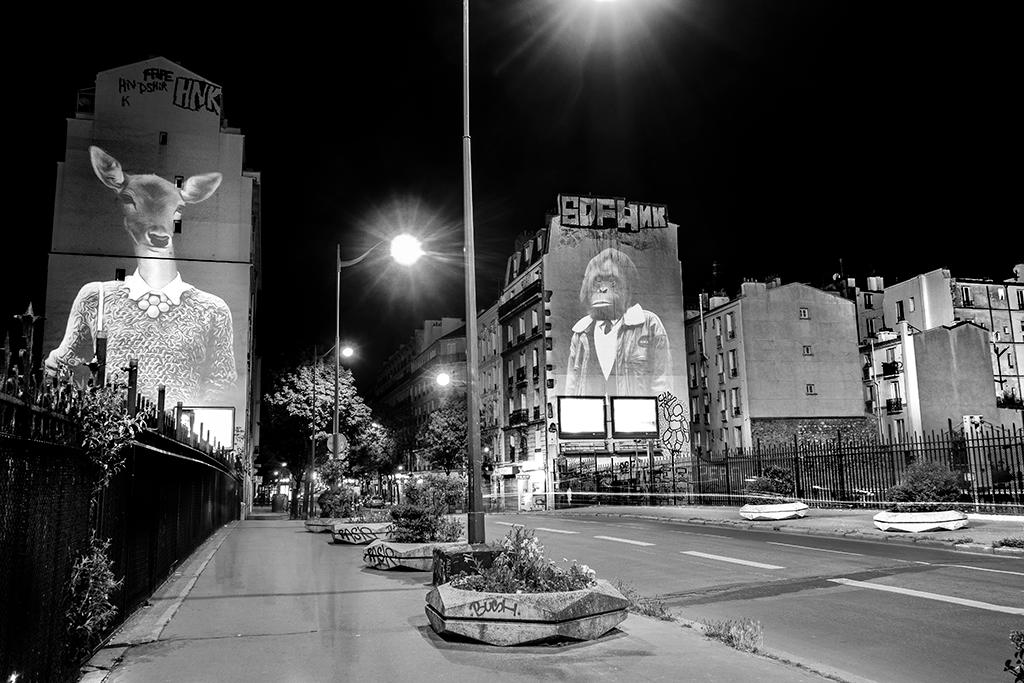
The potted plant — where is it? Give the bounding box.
[363,473,466,570]
[873,460,968,532]
[738,466,808,521]
[425,526,629,646]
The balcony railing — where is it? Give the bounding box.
[997,395,1024,410]
[510,409,530,426]
[882,361,901,377]
[886,398,903,415]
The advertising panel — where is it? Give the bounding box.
[610,397,659,439]
[43,144,251,421]
[557,397,607,439]
[547,194,689,453]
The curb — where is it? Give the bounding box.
[516,509,1024,557]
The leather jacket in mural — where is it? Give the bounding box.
[565,304,671,397]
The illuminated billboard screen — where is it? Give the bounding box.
[610,397,659,439]
[546,195,690,453]
[557,397,606,439]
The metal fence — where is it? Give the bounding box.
[553,426,1023,514]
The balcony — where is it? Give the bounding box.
[510,409,530,426]
[997,394,1024,410]
[515,367,527,384]
[881,361,901,377]
[886,398,903,415]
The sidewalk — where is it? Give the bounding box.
[547,504,1024,555]
[82,509,837,683]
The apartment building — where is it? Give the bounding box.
[685,279,872,456]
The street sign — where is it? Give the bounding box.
[329,433,348,458]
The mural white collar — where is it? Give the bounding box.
[122,271,192,305]
[572,304,646,334]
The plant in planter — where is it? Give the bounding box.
[425,526,629,646]
[305,487,360,533]
[873,461,968,532]
[738,465,808,521]
[362,474,465,567]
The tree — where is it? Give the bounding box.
[418,393,467,475]
[263,360,372,516]
[348,421,398,478]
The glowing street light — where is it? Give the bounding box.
[390,233,425,266]
[435,372,452,387]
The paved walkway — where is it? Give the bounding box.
[82,509,836,683]
[548,504,1024,555]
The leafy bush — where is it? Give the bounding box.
[1006,630,1023,682]
[79,385,148,490]
[886,461,961,512]
[451,526,597,593]
[65,533,122,664]
[743,465,795,505]
[403,472,467,512]
[995,537,1024,549]
[389,504,462,542]
[317,487,359,518]
[702,617,764,653]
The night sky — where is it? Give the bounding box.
[4,2,1019,395]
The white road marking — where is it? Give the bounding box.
[496,522,524,528]
[593,535,655,547]
[534,527,579,535]
[767,542,863,557]
[829,578,1024,615]
[681,551,784,569]
[937,564,1024,577]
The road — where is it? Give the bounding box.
[484,512,1023,683]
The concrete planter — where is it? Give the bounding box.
[739,501,809,521]
[331,521,396,545]
[362,540,465,570]
[304,518,343,533]
[425,579,629,646]
[873,509,969,532]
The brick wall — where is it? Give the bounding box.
[750,415,878,446]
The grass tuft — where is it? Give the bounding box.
[994,537,1024,549]
[612,579,672,621]
[701,617,764,653]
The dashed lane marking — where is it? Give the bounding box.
[681,551,784,569]
[829,578,1024,615]
[767,542,864,557]
[593,535,655,547]
[534,527,579,534]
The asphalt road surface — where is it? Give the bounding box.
[484,512,1023,683]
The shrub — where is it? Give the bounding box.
[451,526,597,593]
[389,504,463,542]
[702,618,764,653]
[79,384,148,490]
[743,465,795,505]
[317,487,358,518]
[65,533,122,665]
[995,537,1024,549]
[1005,630,1024,682]
[403,472,467,512]
[886,461,961,512]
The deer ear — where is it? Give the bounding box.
[181,172,222,204]
[89,146,124,190]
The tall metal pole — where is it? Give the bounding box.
[308,344,316,520]
[463,0,485,543]
[334,243,341,453]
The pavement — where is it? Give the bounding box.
[549,503,1024,556]
[79,504,1023,683]
[79,507,832,683]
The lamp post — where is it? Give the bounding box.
[333,235,423,460]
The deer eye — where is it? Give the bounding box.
[119,194,136,208]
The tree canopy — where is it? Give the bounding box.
[417,393,467,474]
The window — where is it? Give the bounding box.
[728,349,737,375]
[173,218,182,234]
[866,317,876,337]
[734,426,743,448]
[531,309,539,331]
[961,286,973,306]
[1008,353,1015,369]
[158,131,168,145]
[174,175,184,188]
[725,312,735,338]
[805,384,816,395]
[895,300,905,321]
[689,363,697,387]
[531,348,539,370]
[890,381,901,400]
[730,387,739,409]
[799,307,810,320]
[1018,290,1023,310]
[114,268,126,281]
[908,297,916,313]
[518,316,525,336]
[885,347,896,363]
[997,288,1006,302]
[864,293,874,309]
[519,391,526,409]
[715,352,723,369]
[802,345,812,356]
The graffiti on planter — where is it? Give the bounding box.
[467,597,520,618]
[333,524,394,545]
[362,543,399,568]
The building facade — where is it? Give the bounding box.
[44,57,261,510]
[883,265,1024,418]
[686,280,873,457]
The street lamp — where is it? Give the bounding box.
[333,234,423,457]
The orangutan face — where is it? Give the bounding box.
[584,257,630,321]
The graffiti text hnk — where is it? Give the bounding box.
[173,77,222,116]
[559,194,668,232]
